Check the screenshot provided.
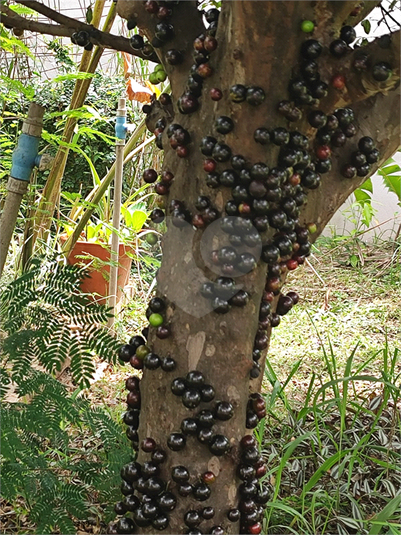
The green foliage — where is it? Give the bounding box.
[1,257,121,388]
[0,257,131,534]
[378,157,401,207]
[262,337,401,535]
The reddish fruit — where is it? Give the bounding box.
[210,88,223,101]
[155,182,169,195]
[256,408,266,419]
[240,435,257,449]
[248,523,262,534]
[316,145,331,160]
[193,36,205,52]
[176,145,189,158]
[292,255,305,265]
[202,471,216,484]
[238,202,251,215]
[197,63,214,78]
[204,36,218,53]
[332,74,346,89]
[141,437,157,452]
[286,258,298,271]
[144,0,159,14]
[157,6,171,19]
[192,214,205,229]
[127,390,141,408]
[255,463,267,478]
[289,173,301,186]
[263,291,275,302]
[129,356,144,370]
[154,127,164,137]
[161,170,174,184]
[203,159,217,172]
[350,4,363,16]
[266,277,281,293]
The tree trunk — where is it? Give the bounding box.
[114,1,400,533]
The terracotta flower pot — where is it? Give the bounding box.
[61,238,134,305]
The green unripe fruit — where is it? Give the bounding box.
[149,313,164,327]
[146,233,158,245]
[308,223,317,234]
[155,70,167,83]
[136,345,151,359]
[154,64,165,72]
[301,20,315,33]
[149,72,159,84]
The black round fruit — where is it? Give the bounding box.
[301,39,323,59]
[144,353,161,370]
[197,427,214,445]
[366,148,379,164]
[372,61,392,82]
[116,517,135,534]
[229,84,247,103]
[200,384,215,402]
[308,110,327,129]
[329,39,348,58]
[215,115,234,135]
[198,409,215,428]
[246,86,265,106]
[193,482,212,501]
[171,377,186,396]
[157,491,177,512]
[152,514,169,531]
[182,388,202,409]
[212,143,232,162]
[254,127,270,145]
[167,433,186,451]
[358,136,375,154]
[215,401,234,421]
[209,434,230,456]
[172,465,189,483]
[161,357,176,372]
[340,25,356,44]
[270,127,289,146]
[184,510,201,528]
[130,34,144,49]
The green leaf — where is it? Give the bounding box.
[129,209,148,231]
[378,159,401,205]
[52,72,95,83]
[369,494,401,534]
[362,19,371,34]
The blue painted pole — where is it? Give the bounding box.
[0,103,45,276]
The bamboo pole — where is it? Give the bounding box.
[30,0,114,247]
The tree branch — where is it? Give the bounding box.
[322,0,383,32]
[1,2,158,62]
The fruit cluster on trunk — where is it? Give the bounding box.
[108,1,399,533]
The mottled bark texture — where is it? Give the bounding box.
[116,1,400,533]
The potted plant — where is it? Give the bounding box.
[60,189,153,304]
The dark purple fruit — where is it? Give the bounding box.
[343,123,357,137]
[130,34,144,49]
[229,84,247,103]
[212,143,232,162]
[238,464,256,481]
[334,107,354,126]
[329,39,348,58]
[301,39,323,59]
[185,510,201,528]
[193,482,212,501]
[150,208,165,224]
[372,62,392,82]
[116,517,135,534]
[351,151,367,167]
[197,427,214,444]
[220,169,238,187]
[255,484,271,504]
[143,169,158,183]
[342,164,357,179]
[227,508,241,522]
[212,297,230,314]
[167,433,186,451]
[209,434,230,456]
[197,409,215,428]
[171,377,187,396]
[308,110,327,128]
[165,48,183,65]
[230,290,250,307]
[215,401,234,421]
[181,417,198,435]
[172,465,189,483]
[215,116,234,135]
[202,507,215,520]
[242,446,260,464]
[270,127,289,146]
[186,370,205,388]
[200,384,215,402]
[152,514,169,531]
[144,353,161,370]
[358,136,375,154]
[254,128,270,145]
[152,449,167,465]
[157,491,177,512]
[114,501,126,515]
[120,480,134,496]
[178,93,199,115]
[155,22,174,42]
[161,356,176,372]
[123,494,140,512]
[340,25,356,44]
[246,86,265,106]
[178,483,193,497]
[210,527,224,535]
[142,500,158,520]
[366,148,379,163]
[331,131,346,147]
[182,388,202,409]
[118,344,135,362]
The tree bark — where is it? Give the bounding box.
[113,1,400,533]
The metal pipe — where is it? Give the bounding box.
[0,103,45,277]
[108,97,127,328]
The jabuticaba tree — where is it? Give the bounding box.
[111,1,400,534]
